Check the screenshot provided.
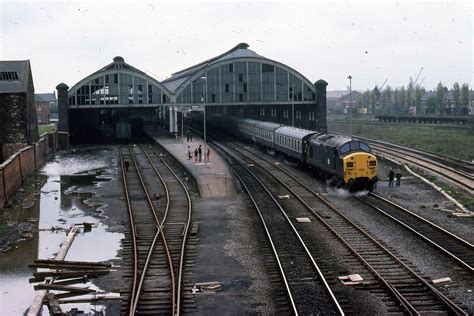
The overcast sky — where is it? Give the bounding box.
[1,0,472,93]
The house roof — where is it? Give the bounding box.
[0,60,33,93]
[326,90,361,100]
[35,93,56,103]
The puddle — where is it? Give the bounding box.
[0,146,122,315]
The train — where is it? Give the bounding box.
[202,114,378,191]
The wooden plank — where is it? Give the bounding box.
[33,269,109,278]
[29,263,109,270]
[34,284,95,293]
[58,294,121,304]
[54,291,96,300]
[34,259,111,268]
[49,277,89,286]
[27,225,80,316]
[46,293,63,316]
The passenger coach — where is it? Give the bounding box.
[274,127,318,161]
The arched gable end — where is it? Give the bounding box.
[174,57,317,105]
[68,57,172,107]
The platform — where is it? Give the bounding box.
[145,128,236,198]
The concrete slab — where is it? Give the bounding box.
[146,128,236,198]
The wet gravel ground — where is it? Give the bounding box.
[251,147,474,313]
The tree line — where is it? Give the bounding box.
[356,82,471,116]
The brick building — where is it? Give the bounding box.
[35,92,57,124]
[0,60,38,162]
[326,90,362,114]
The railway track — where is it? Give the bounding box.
[351,135,474,175]
[213,135,469,315]
[119,144,192,315]
[364,139,474,194]
[214,139,345,315]
[357,192,474,272]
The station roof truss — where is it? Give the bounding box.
[67,56,173,109]
[66,43,319,109]
[163,43,318,106]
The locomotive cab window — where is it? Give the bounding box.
[349,142,360,151]
[340,143,350,154]
[360,143,370,152]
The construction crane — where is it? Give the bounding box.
[418,77,426,87]
[409,67,424,86]
[379,78,388,90]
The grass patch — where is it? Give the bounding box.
[328,120,474,161]
[408,167,474,210]
[0,223,8,233]
[38,124,55,135]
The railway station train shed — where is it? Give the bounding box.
[57,43,328,143]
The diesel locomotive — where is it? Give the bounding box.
[204,114,378,191]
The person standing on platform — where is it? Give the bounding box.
[194,147,198,162]
[388,167,395,187]
[206,147,211,162]
[395,169,402,187]
[198,145,202,162]
[187,146,192,160]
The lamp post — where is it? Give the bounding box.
[200,76,207,164]
[181,107,184,138]
[347,75,352,138]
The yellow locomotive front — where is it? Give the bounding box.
[343,152,378,191]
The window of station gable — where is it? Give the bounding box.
[71,73,163,105]
[262,63,274,73]
[276,68,289,102]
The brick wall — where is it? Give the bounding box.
[0,93,28,145]
[36,102,50,124]
[0,131,59,209]
[19,147,35,181]
[3,155,22,201]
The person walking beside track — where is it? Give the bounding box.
[206,147,211,162]
[194,147,198,162]
[388,167,395,187]
[198,145,202,163]
[395,169,402,187]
